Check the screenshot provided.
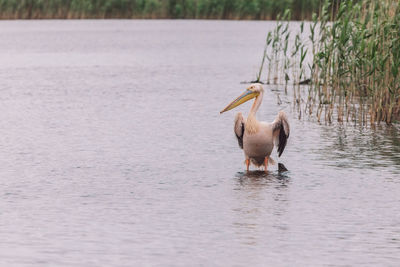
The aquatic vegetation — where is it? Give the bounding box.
[257,0,400,125]
[0,0,320,19]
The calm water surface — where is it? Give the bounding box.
[0,20,399,266]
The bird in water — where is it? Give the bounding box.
[220,83,290,172]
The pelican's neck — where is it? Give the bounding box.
[246,91,263,134]
[249,91,263,116]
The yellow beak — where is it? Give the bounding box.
[220,89,259,114]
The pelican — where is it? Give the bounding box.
[220,83,290,172]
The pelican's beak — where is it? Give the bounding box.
[220,89,259,114]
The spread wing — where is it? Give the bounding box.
[234,112,245,149]
[272,111,290,157]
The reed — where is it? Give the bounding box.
[0,0,320,20]
[257,0,400,125]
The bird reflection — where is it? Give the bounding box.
[235,163,290,188]
[232,163,291,247]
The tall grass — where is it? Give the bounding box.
[257,0,400,125]
[0,0,320,20]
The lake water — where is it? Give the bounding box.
[0,20,399,266]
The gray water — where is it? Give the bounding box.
[0,20,399,266]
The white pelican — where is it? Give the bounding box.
[220,83,290,172]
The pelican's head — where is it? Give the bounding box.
[220,83,263,114]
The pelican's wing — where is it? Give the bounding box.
[234,112,245,149]
[272,111,290,157]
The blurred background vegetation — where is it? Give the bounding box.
[0,0,321,20]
